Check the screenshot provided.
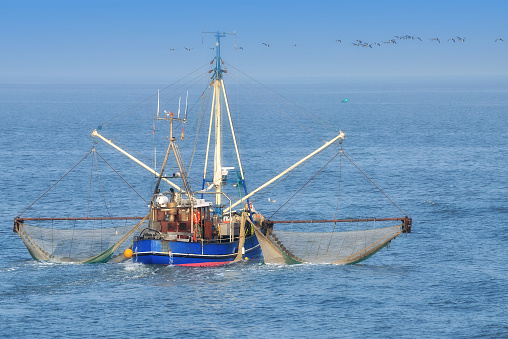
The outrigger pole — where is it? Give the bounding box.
[91,129,185,194]
[224,131,345,213]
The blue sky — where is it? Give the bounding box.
[1,0,507,82]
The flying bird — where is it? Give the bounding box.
[430,37,440,43]
[336,39,342,43]
[262,42,270,47]
[495,38,504,42]
[184,47,194,51]
[448,38,455,43]
[457,36,465,42]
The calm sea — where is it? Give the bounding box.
[0,78,507,338]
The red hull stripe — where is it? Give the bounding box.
[176,261,233,267]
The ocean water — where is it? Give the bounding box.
[0,78,507,338]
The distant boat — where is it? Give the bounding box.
[14,32,411,266]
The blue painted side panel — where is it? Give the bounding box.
[132,235,261,266]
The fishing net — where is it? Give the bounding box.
[14,216,148,264]
[253,224,299,265]
[254,219,405,265]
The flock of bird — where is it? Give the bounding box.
[348,35,471,48]
[170,35,504,51]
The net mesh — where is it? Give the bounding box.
[253,224,299,265]
[257,223,402,265]
[16,219,148,263]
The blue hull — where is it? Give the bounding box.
[132,235,261,266]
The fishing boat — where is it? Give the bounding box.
[13,31,411,266]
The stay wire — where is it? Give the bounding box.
[325,152,342,253]
[225,72,326,142]
[250,156,312,205]
[87,150,95,219]
[225,62,336,132]
[188,85,213,174]
[17,149,94,218]
[95,150,149,205]
[341,150,407,216]
[99,63,210,129]
[111,71,210,141]
[334,152,342,221]
[93,151,115,227]
[269,148,342,220]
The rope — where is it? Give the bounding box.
[250,157,312,204]
[87,150,95,218]
[341,150,407,216]
[111,71,209,141]
[334,152,342,220]
[99,64,209,129]
[225,62,336,133]
[17,149,94,217]
[325,152,342,253]
[188,84,213,173]
[225,71,326,142]
[269,148,342,220]
[95,150,149,205]
[93,151,115,227]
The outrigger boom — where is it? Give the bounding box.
[91,129,185,194]
[225,131,345,212]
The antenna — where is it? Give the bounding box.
[184,91,188,121]
[157,89,160,119]
[178,97,181,119]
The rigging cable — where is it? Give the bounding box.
[249,154,313,204]
[87,149,95,218]
[225,71,327,142]
[225,62,337,132]
[17,149,94,218]
[99,63,210,129]
[95,150,149,205]
[341,150,407,216]
[269,148,342,220]
[93,150,115,227]
[187,83,214,173]
[325,151,342,253]
[111,71,210,140]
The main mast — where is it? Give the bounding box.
[212,32,224,209]
[202,31,251,217]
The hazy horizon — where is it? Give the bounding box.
[1,0,507,83]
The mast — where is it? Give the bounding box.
[204,31,245,215]
[212,32,224,209]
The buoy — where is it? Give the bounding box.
[124,248,133,258]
